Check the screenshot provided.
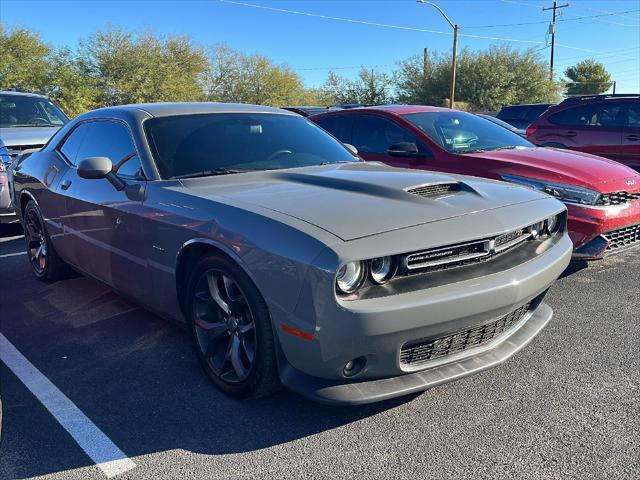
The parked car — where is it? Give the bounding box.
[283,106,340,117]
[476,113,525,136]
[526,94,640,171]
[9,102,571,405]
[496,103,554,130]
[0,138,12,223]
[0,90,69,223]
[312,105,640,259]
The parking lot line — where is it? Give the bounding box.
[0,251,27,258]
[0,333,136,478]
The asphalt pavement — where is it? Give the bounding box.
[0,222,638,480]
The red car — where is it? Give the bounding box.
[526,94,640,171]
[312,105,640,259]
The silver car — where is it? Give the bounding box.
[9,103,572,404]
[1,90,69,222]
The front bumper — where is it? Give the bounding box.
[568,202,640,259]
[281,302,553,405]
[276,231,572,405]
[0,175,17,223]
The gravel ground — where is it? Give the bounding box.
[0,223,638,480]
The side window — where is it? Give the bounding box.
[76,121,141,177]
[352,116,424,155]
[626,103,640,129]
[314,115,353,143]
[113,154,143,178]
[549,103,624,127]
[59,122,91,165]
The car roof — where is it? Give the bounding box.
[0,90,49,99]
[89,102,297,118]
[317,104,453,116]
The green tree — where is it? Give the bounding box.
[79,27,209,105]
[564,59,612,95]
[203,44,322,106]
[395,45,561,111]
[320,68,394,105]
[0,24,51,92]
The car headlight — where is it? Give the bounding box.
[502,175,600,206]
[531,221,545,238]
[369,256,395,284]
[336,261,366,294]
[546,214,560,234]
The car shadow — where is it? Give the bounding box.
[559,260,589,279]
[1,270,419,478]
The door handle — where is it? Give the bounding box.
[60,179,72,190]
[565,131,577,137]
[625,134,639,141]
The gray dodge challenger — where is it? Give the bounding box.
[8,103,572,405]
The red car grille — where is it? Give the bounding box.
[399,302,532,367]
[603,223,640,251]
[597,191,640,206]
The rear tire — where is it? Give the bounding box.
[23,200,70,281]
[185,254,281,399]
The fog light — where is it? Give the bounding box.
[343,356,366,377]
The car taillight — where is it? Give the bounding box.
[526,126,538,137]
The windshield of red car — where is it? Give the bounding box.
[402,111,534,154]
[144,113,358,179]
[0,94,68,127]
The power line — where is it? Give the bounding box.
[463,9,640,29]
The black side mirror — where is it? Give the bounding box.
[77,156,126,190]
[388,142,419,157]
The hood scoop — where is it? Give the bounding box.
[406,182,461,199]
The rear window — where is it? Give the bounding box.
[144,113,357,179]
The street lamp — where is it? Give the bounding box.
[416,0,459,108]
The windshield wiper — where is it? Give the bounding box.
[171,168,252,179]
[490,146,523,151]
[458,148,487,154]
[8,123,58,127]
[317,160,356,165]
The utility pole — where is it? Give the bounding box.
[423,48,429,78]
[416,1,459,108]
[543,1,569,82]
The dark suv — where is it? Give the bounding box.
[495,103,554,130]
[526,94,640,171]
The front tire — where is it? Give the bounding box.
[186,254,280,399]
[23,200,70,281]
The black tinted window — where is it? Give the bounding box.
[77,121,137,166]
[549,103,625,127]
[144,113,357,179]
[59,123,91,165]
[352,116,421,154]
[314,115,353,143]
[626,102,640,128]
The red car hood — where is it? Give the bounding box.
[467,147,640,193]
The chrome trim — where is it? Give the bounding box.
[494,231,532,253]
[405,239,491,270]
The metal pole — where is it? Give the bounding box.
[613,81,616,94]
[543,1,569,82]
[450,25,458,108]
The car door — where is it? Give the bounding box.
[350,114,432,169]
[58,119,150,301]
[620,101,640,170]
[547,102,624,159]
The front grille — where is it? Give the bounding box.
[6,144,43,159]
[406,183,461,198]
[603,223,640,251]
[400,302,532,367]
[597,191,640,206]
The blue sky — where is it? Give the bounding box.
[2,0,639,93]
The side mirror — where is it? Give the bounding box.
[77,156,126,190]
[344,143,358,156]
[388,142,419,157]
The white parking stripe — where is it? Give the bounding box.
[0,333,136,478]
[0,251,27,258]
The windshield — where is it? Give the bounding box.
[0,94,68,127]
[145,113,359,179]
[402,111,533,154]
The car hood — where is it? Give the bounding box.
[466,146,640,191]
[0,126,61,147]
[179,162,551,241]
